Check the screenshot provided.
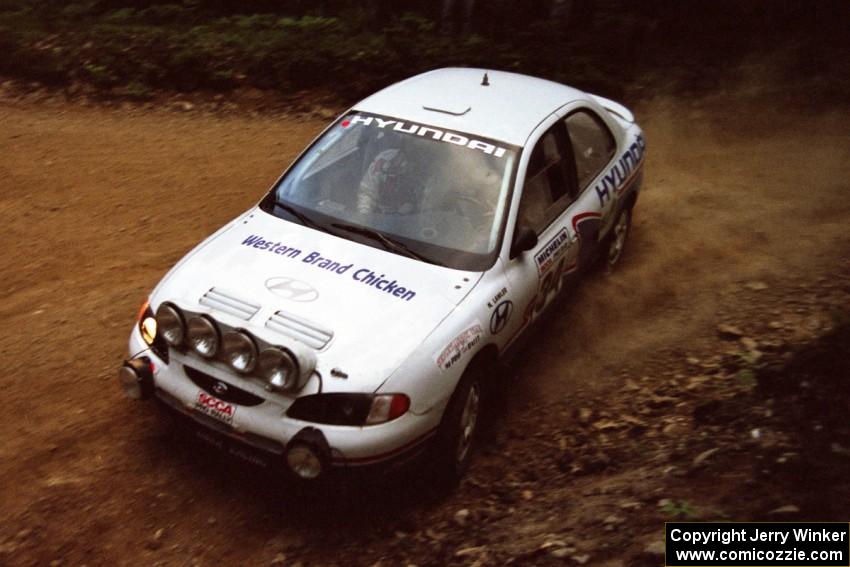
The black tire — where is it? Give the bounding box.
[602,206,632,270]
[430,366,483,487]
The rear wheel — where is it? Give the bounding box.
[604,207,631,269]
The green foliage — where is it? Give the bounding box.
[111,80,153,100]
[661,499,698,520]
[733,349,760,389]
[736,368,757,389]
[0,1,836,100]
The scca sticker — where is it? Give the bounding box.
[435,324,483,371]
[194,392,234,425]
[535,227,569,274]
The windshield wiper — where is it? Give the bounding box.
[274,201,339,237]
[331,222,444,266]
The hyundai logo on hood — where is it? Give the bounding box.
[265,276,319,302]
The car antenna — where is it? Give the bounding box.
[481,72,490,86]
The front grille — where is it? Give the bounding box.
[199,287,260,321]
[184,366,265,407]
[265,310,333,350]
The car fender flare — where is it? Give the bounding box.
[434,343,499,412]
[411,342,498,419]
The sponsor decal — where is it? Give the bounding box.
[535,227,570,274]
[195,428,226,451]
[519,212,604,334]
[490,300,513,334]
[242,234,417,302]
[265,276,319,302]
[487,287,507,309]
[595,133,646,206]
[227,445,269,468]
[194,391,235,425]
[342,114,510,159]
[194,429,270,467]
[239,235,302,258]
[351,268,416,301]
[436,323,484,370]
[435,324,483,371]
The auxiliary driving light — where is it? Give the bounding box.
[186,316,220,358]
[155,303,185,347]
[286,444,323,480]
[257,347,299,391]
[118,357,154,400]
[222,330,258,373]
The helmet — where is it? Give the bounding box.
[358,149,415,214]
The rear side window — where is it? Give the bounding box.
[565,110,616,190]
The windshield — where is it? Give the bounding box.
[261,112,518,271]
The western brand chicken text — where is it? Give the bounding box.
[241,235,416,301]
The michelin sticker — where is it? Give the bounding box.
[435,324,483,371]
[535,227,570,274]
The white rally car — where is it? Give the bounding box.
[120,68,645,482]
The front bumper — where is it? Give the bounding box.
[123,327,439,479]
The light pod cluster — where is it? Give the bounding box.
[154,302,314,392]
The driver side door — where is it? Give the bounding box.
[499,120,579,347]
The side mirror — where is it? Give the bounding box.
[510,226,538,259]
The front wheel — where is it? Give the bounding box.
[603,207,631,269]
[430,369,483,486]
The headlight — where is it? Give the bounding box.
[222,330,258,373]
[186,316,220,358]
[155,303,185,347]
[286,393,409,425]
[257,347,300,391]
[287,393,372,425]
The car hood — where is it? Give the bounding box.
[151,208,480,392]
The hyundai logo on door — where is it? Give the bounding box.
[265,276,319,302]
[490,300,513,334]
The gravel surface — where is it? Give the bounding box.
[1,86,848,566]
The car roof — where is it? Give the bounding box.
[352,68,589,147]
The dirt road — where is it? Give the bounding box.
[1,89,848,566]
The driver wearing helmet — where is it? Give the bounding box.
[356,148,419,215]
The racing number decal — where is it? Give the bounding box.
[520,212,602,327]
[524,254,571,320]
